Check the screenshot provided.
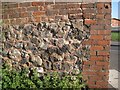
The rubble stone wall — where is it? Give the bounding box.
[1,1,111,88]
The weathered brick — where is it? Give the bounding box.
[46,10,58,16]
[68,9,81,14]
[96,81,108,86]
[83,13,96,19]
[96,14,104,19]
[90,56,103,61]
[9,13,19,19]
[33,11,45,16]
[104,35,111,40]
[104,14,111,19]
[90,25,105,30]
[82,71,97,75]
[81,3,95,8]
[87,81,96,85]
[97,41,109,45]
[96,61,109,66]
[90,35,103,40]
[89,75,102,81]
[2,3,18,9]
[27,7,38,11]
[19,2,31,7]
[97,3,104,9]
[90,51,96,55]
[34,16,41,22]
[59,9,68,15]
[32,2,45,6]
[83,8,96,14]
[98,30,111,35]
[19,12,30,18]
[98,51,109,56]
[67,3,80,9]
[85,19,96,25]
[83,61,95,65]
[53,4,67,9]
[15,7,27,12]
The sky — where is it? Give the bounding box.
[112,0,120,19]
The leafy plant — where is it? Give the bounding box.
[1,63,87,89]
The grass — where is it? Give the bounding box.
[111,32,120,41]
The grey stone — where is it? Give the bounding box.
[32,29,39,36]
[62,62,71,71]
[60,44,69,53]
[5,32,11,40]
[47,47,57,54]
[53,62,62,70]
[30,54,42,66]
[37,67,44,73]
[9,49,21,60]
[15,42,23,49]
[20,58,28,64]
[23,36,30,41]
[39,42,48,50]
[23,24,33,35]
[43,60,52,70]
[2,49,9,57]
[21,50,29,60]
[4,41,13,49]
[49,23,58,30]
[16,32,23,40]
[72,20,83,30]
[76,50,83,58]
[35,56,43,66]
[31,37,39,45]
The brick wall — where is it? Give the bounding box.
[1,1,111,88]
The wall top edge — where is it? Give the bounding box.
[1,0,111,2]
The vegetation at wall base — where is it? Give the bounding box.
[1,63,87,89]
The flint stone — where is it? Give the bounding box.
[20,58,28,64]
[31,37,39,45]
[9,49,21,60]
[53,62,62,70]
[46,31,53,38]
[16,32,23,40]
[2,49,9,57]
[43,60,52,70]
[37,67,44,73]
[47,47,57,54]
[21,50,29,60]
[4,41,13,49]
[49,23,58,30]
[23,24,33,35]
[50,29,57,37]
[62,62,71,71]
[5,32,11,40]
[32,29,39,36]
[72,20,83,30]
[15,42,23,49]
[30,55,42,66]
[60,44,69,53]
[39,41,48,50]
[76,50,82,58]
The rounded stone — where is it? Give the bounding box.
[30,55,42,66]
[37,67,44,73]
[9,49,21,60]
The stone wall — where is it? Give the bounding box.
[1,1,111,88]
